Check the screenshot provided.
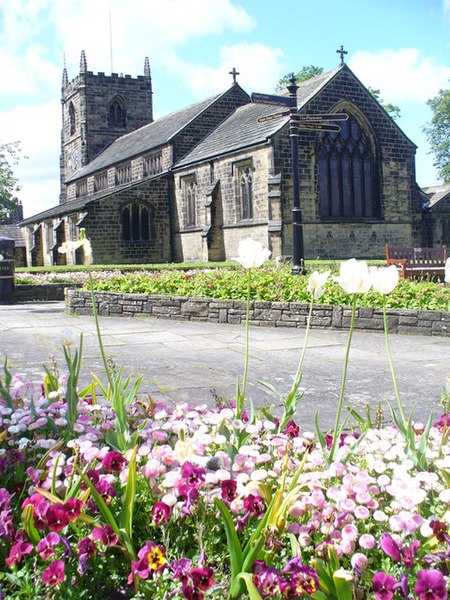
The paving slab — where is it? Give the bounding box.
[0,301,449,431]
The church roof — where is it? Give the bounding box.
[66,89,236,182]
[0,223,27,246]
[174,67,340,169]
[20,173,166,226]
[422,183,450,208]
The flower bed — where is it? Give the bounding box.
[1,379,450,599]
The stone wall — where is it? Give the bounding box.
[66,289,450,337]
[15,284,83,302]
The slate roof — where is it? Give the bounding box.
[66,89,236,182]
[422,184,450,209]
[20,172,167,226]
[174,68,340,169]
[0,223,27,246]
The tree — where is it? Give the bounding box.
[275,67,401,120]
[0,141,25,221]
[275,66,324,91]
[423,89,450,183]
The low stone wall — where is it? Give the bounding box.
[66,289,450,337]
[15,284,83,302]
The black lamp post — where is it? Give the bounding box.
[287,74,306,275]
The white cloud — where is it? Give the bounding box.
[349,48,450,104]
[0,101,61,216]
[166,42,285,97]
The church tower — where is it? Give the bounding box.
[60,51,153,203]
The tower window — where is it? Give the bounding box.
[121,201,155,241]
[108,97,127,129]
[317,113,380,219]
[69,102,76,136]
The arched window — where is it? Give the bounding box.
[239,165,253,220]
[182,178,196,227]
[69,102,76,136]
[121,202,155,241]
[317,113,380,219]
[108,97,127,129]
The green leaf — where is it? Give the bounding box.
[21,505,41,545]
[237,572,263,599]
[214,498,243,579]
[79,472,121,537]
[333,570,353,600]
[119,446,138,540]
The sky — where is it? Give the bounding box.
[1,0,449,218]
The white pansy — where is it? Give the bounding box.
[234,238,271,269]
[333,258,372,294]
[307,270,331,299]
[369,265,399,294]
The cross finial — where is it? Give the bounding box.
[336,45,348,66]
[229,67,239,84]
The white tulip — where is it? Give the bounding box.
[58,230,93,266]
[333,258,372,294]
[369,265,399,294]
[307,270,331,299]
[234,238,271,269]
[445,257,450,284]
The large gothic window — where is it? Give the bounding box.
[317,113,380,219]
[121,202,155,241]
[108,97,127,129]
[69,102,76,136]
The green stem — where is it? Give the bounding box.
[383,300,407,428]
[329,295,357,461]
[88,271,114,389]
[238,270,252,418]
[290,297,314,394]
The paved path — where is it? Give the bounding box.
[0,301,449,430]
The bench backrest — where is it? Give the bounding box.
[386,245,447,266]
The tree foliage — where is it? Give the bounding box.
[0,141,25,221]
[275,66,324,91]
[423,89,450,183]
[275,67,401,120]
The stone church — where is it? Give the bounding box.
[19,50,448,266]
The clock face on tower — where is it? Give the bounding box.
[71,150,78,170]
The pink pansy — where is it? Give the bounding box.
[6,540,33,566]
[37,532,60,559]
[64,497,83,521]
[92,524,119,546]
[151,501,171,524]
[372,571,396,600]
[46,503,70,532]
[414,569,447,600]
[102,450,127,472]
[41,559,65,587]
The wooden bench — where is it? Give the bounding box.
[385,244,447,278]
